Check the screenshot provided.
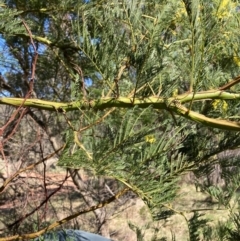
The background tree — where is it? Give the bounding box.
[1,0,240,240]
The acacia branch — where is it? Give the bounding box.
[0,90,239,111]
[1,90,240,130]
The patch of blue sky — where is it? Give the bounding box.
[78,36,100,45]
[85,77,92,87]
[0,36,21,75]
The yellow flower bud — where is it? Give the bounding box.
[145,135,156,144]
[172,89,178,97]
[233,56,240,67]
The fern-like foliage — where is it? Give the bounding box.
[59,106,192,216]
[29,0,240,240]
[187,212,209,241]
[2,0,240,239]
[128,221,169,241]
[0,3,24,36]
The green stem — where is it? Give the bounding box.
[1,90,240,130]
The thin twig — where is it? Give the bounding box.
[5,172,70,230]
[0,187,129,240]
[22,19,38,82]
[219,74,240,91]
[0,145,65,194]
